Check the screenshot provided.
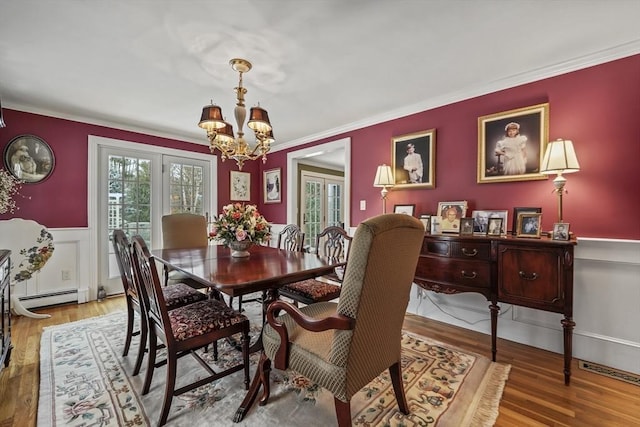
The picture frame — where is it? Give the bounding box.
[516,212,543,238]
[230,171,250,201]
[3,134,55,183]
[419,214,431,232]
[263,168,281,204]
[436,200,468,234]
[459,218,475,236]
[471,210,508,235]
[391,129,436,189]
[512,207,542,235]
[430,216,441,235]
[552,222,570,241]
[393,204,416,216]
[487,218,503,236]
[477,103,549,183]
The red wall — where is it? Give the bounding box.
[0,112,259,227]
[260,55,640,240]
[1,55,638,240]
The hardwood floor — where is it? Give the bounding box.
[1,296,638,426]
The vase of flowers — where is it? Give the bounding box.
[209,203,271,258]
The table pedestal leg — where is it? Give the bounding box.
[11,294,51,319]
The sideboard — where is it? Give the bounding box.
[0,250,12,372]
[414,234,575,384]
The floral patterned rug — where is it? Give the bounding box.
[38,311,510,426]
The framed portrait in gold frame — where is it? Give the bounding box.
[477,103,549,183]
[391,129,436,189]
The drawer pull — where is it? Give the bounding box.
[519,271,538,281]
[462,248,478,257]
[460,270,477,279]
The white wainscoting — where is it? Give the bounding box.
[15,227,91,308]
[407,237,640,376]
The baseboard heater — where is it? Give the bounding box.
[20,290,78,309]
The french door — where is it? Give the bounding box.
[94,138,214,295]
[300,171,344,250]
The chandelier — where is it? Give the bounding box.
[198,58,274,170]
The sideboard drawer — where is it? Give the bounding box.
[450,242,491,261]
[416,256,491,290]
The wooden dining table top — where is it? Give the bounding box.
[151,244,344,297]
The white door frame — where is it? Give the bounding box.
[88,135,216,297]
[286,137,350,228]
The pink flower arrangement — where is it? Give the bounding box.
[208,203,270,245]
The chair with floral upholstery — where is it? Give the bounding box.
[130,235,250,426]
[278,225,351,305]
[112,229,207,376]
[239,214,425,427]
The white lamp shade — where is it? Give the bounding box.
[373,164,394,187]
[540,139,580,175]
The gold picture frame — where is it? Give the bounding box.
[477,103,549,183]
[230,171,250,201]
[516,212,543,238]
[391,129,436,189]
[436,200,468,234]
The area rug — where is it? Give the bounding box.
[38,311,510,426]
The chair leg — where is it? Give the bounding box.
[242,328,250,390]
[158,354,177,426]
[132,312,148,376]
[123,301,134,357]
[334,397,352,427]
[142,328,158,395]
[389,361,410,414]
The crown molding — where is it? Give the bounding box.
[272,40,640,153]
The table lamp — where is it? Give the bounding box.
[540,138,580,222]
[373,164,394,214]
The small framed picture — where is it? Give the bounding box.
[394,204,416,216]
[419,214,431,232]
[460,218,475,236]
[516,212,542,238]
[436,200,468,234]
[263,168,281,204]
[230,171,250,201]
[471,209,508,235]
[430,216,441,235]
[552,222,570,241]
[512,207,542,235]
[487,218,503,236]
[3,134,55,183]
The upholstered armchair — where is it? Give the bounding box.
[238,214,425,426]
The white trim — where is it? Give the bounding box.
[272,42,640,151]
[87,135,217,299]
[286,137,350,228]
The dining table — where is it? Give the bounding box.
[151,243,344,303]
[151,243,345,422]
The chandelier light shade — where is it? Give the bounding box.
[540,138,580,222]
[373,164,395,214]
[198,58,273,170]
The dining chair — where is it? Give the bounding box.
[230,224,306,314]
[161,213,221,298]
[130,235,250,426]
[112,229,208,376]
[278,225,351,305]
[246,213,425,426]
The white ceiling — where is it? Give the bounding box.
[1,0,639,167]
